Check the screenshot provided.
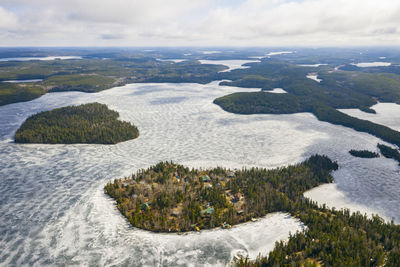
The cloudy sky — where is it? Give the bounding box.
[1,0,400,46]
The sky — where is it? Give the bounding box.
[0,0,400,47]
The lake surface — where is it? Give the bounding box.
[298,64,328,67]
[199,60,260,72]
[2,79,43,83]
[264,88,287,94]
[351,62,391,67]
[306,74,322,83]
[0,56,82,62]
[340,103,400,131]
[157,59,186,63]
[1,81,400,266]
[266,51,293,56]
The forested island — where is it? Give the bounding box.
[14,103,139,144]
[349,149,379,158]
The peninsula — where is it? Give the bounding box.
[105,155,337,232]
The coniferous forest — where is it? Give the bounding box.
[378,143,400,165]
[105,155,337,232]
[105,156,400,266]
[349,149,379,158]
[14,103,139,144]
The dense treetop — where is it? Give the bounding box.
[106,156,400,266]
[378,143,400,165]
[15,102,139,144]
[105,155,337,232]
[349,149,379,158]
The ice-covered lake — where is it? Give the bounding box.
[351,62,391,67]
[1,80,400,266]
[0,56,82,62]
[306,73,322,83]
[2,79,43,83]
[199,60,260,72]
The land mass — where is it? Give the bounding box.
[15,102,139,144]
[105,155,337,232]
[213,59,400,147]
[0,57,225,106]
[105,156,400,266]
[378,143,400,165]
[349,149,379,158]
[214,92,400,147]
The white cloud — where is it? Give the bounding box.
[1,0,400,46]
[0,6,18,30]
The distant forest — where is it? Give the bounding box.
[0,57,224,106]
[214,92,400,147]
[215,60,400,148]
[15,103,139,144]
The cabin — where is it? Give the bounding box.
[222,223,232,229]
[231,192,243,203]
[201,207,215,215]
[172,210,181,217]
[202,175,211,182]
[191,224,200,231]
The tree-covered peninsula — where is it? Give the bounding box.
[106,156,400,266]
[236,201,400,267]
[214,93,400,147]
[105,155,337,232]
[378,143,400,165]
[14,103,139,144]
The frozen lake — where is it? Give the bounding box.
[266,51,293,56]
[0,81,400,265]
[157,59,186,63]
[264,88,287,94]
[340,103,400,132]
[199,59,260,72]
[351,62,391,67]
[2,79,43,83]
[0,56,82,62]
[306,74,322,83]
[298,64,328,67]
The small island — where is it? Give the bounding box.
[378,143,400,165]
[15,102,139,144]
[349,149,379,158]
[105,155,338,232]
